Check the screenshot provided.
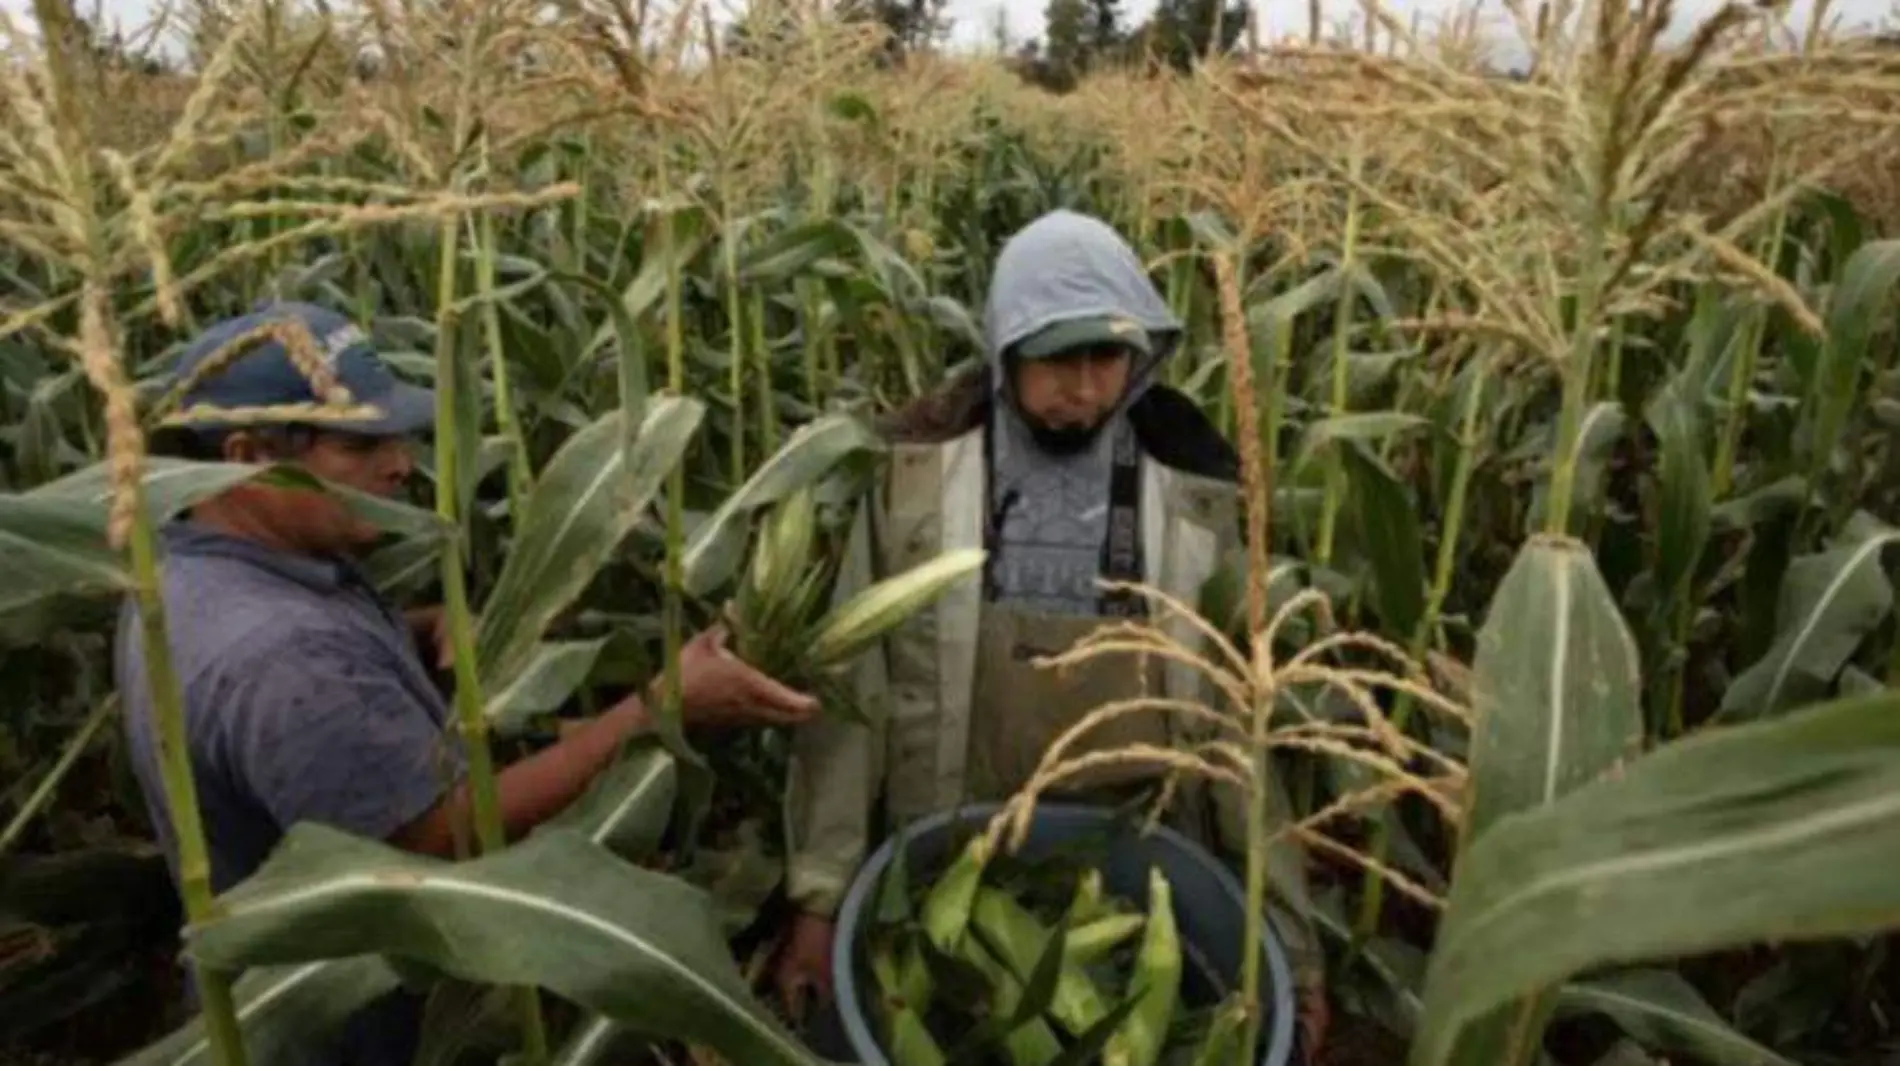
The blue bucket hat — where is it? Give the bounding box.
[164,301,435,437]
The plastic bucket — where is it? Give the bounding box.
[827,801,1298,1066]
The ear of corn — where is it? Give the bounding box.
[1068,869,1114,925]
[955,938,1066,1066]
[870,938,908,1007]
[969,886,1112,1038]
[897,936,934,1010]
[1188,993,1250,1066]
[1102,866,1182,1066]
[746,486,818,615]
[1064,913,1147,966]
[807,547,986,667]
[920,833,993,954]
[875,840,1232,1066]
[887,1003,948,1066]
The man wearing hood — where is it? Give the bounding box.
[772,210,1328,1058]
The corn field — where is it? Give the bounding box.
[5,0,1900,1062]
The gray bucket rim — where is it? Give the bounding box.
[828,799,1298,1066]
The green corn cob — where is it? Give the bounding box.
[920,834,992,954]
[1189,993,1250,1066]
[888,1003,948,1066]
[1065,912,1147,966]
[958,937,1064,1066]
[1103,867,1182,1066]
[969,886,1112,1038]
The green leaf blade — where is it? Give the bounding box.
[188,825,831,1066]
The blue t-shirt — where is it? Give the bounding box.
[115,521,468,1064]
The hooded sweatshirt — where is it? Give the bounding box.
[980,209,1186,617]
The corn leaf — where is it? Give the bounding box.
[1529,402,1627,536]
[1555,969,1798,1066]
[0,460,447,643]
[1801,240,1900,478]
[680,412,884,597]
[185,823,833,1066]
[113,957,405,1066]
[549,1017,638,1066]
[1294,411,1432,467]
[1317,898,1778,1066]
[484,638,610,734]
[31,458,450,540]
[1341,441,1428,642]
[1414,688,1900,1066]
[582,202,712,367]
[14,382,67,488]
[1643,371,1714,610]
[0,496,127,640]
[540,738,679,862]
[528,740,682,1064]
[1465,534,1647,837]
[474,396,704,691]
[362,535,445,599]
[1451,534,1646,1066]
[736,217,859,284]
[1718,529,1900,720]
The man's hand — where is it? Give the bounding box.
[657,625,819,730]
[405,606,452,671]
[773,911,836,1023]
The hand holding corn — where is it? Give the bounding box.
[647,624,820,729]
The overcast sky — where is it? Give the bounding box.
[2,0,1893,58]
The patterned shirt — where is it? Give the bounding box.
[115,521,465,1065]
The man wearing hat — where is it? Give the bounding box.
[771,210,1330,1059]
[116,301,817,1065]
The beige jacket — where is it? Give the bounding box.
[782,400,1324,988]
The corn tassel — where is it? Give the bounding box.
[1104,867,1182,1066]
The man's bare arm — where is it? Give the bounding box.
[388,692,652,858]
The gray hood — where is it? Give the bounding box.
[979,210,1182,618]
[982,209,1184,403]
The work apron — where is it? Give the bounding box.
[962,603,1180,811]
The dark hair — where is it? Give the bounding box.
[876,364,990,444]
[148,423,322,462]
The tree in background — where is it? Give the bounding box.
[1127,0,1248,72]
[987,3,1013,53]
[1086,0,1123,54]
[1039,0,1090,89]
[1016,0,1247,91]
[1012,0,1123,92]
[835,0,953,62]
[726,0,951,63]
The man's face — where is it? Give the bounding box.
[1009,345,1134,451]
[222,429,416,555]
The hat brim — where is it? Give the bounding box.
[1015,316,1152,361]
[330,381,437,436]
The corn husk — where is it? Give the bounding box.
[807,547,986,667]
